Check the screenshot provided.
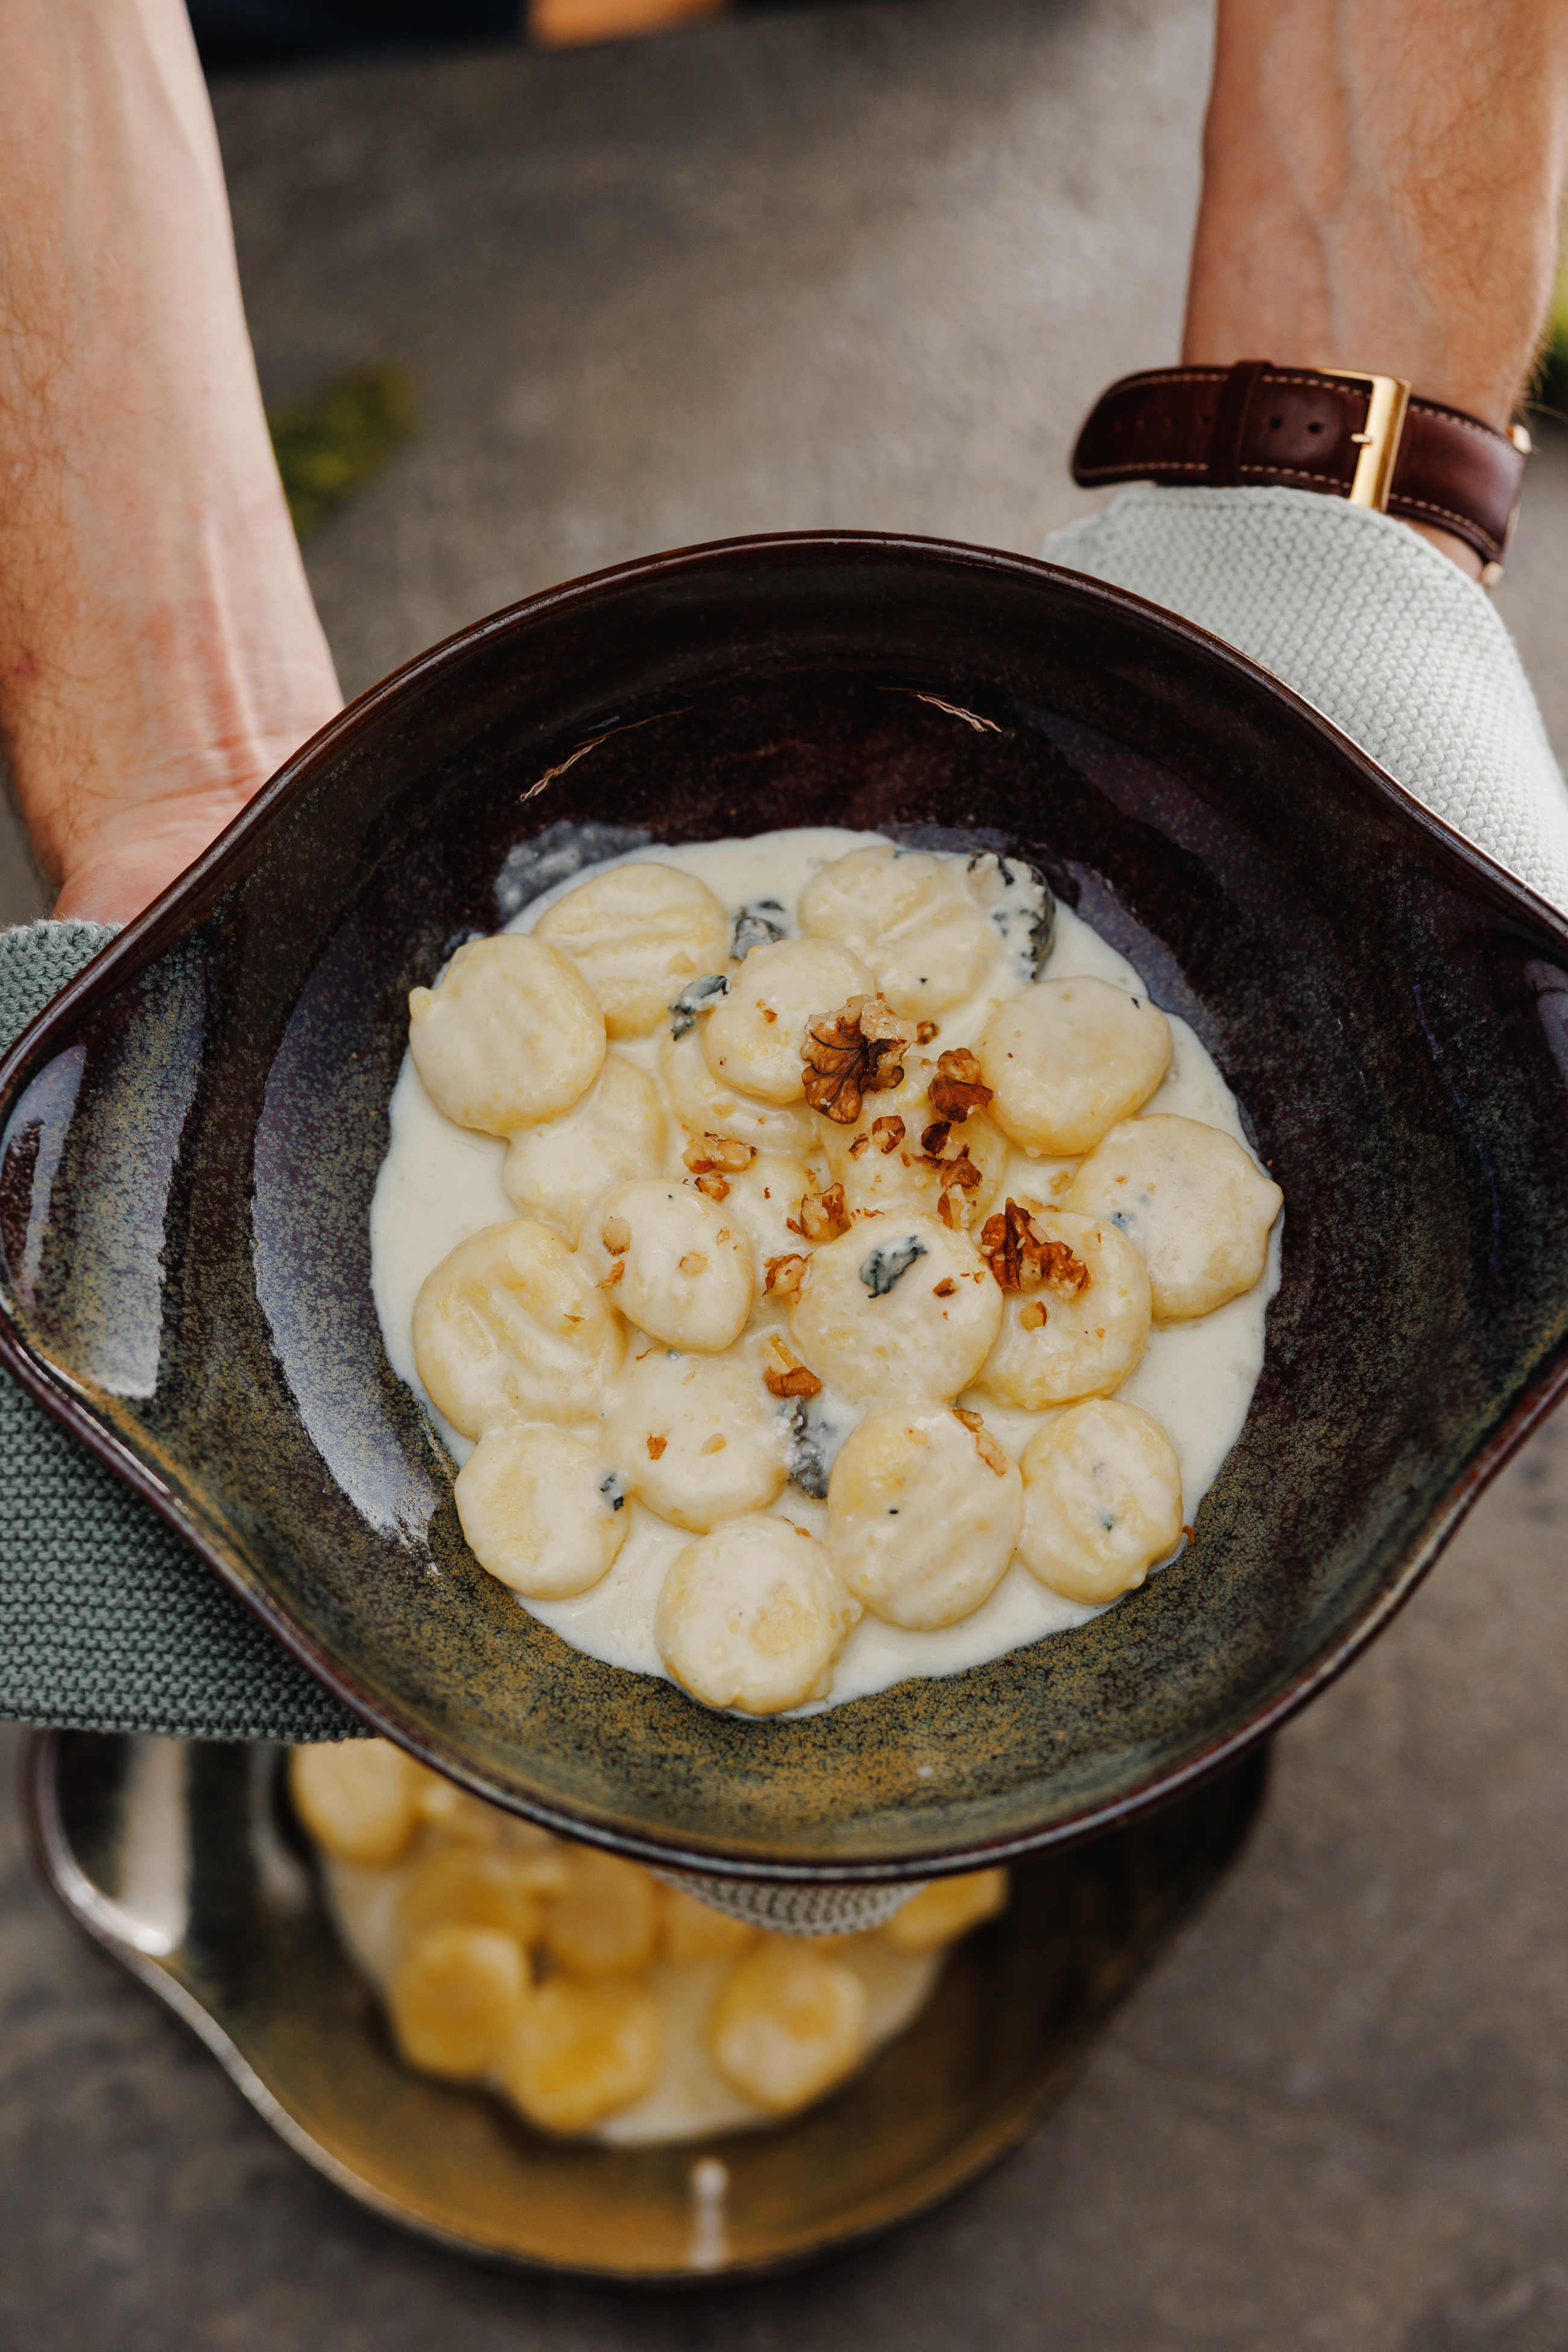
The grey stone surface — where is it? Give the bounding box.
[2,1,1568,2341]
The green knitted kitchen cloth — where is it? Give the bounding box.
[0,920,358,1739]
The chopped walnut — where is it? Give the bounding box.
[801,994,907,1123]
[683,1134,756,1175]
[1019,1300,1048,1330]
[598,1259,625,1289]
[763,1334,823,1400]
[928,1047,994,1124]
[871,1115,905,1154]
[693,1172,730,1202]
[646,1433,668,1460]
[952,1408,1010,1477]
[764,1251,809,1298]
[792,1182,850,1244]
[916,1020,940,1045]
[979,1199,1091,1294]
[678,1251,708,1276]
[701,1433,727,1455]
[932,1277,956,1298]
[849,1132,871,1159]
[600,1215,631,1254]
[920,1119,950,1155]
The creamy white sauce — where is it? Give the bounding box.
[321,1849,939,2146]
[370,828,1280,1710]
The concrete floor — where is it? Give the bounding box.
[3,1,1568,2341]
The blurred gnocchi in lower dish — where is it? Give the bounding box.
[291,1739,1010,2146]
[374,828,1283,1719]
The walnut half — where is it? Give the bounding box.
[801,994,907,1124]
[980,1199,1090,1295]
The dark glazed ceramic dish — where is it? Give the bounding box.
[26,1730,1266,2280]
[3,534,1568,1882]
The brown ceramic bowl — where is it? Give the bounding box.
[26,1728,1266,2281]
[3,533,1567,1887]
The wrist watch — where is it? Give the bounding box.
[1070,360,1531,581]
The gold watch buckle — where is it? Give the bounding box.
[1314,368,1412,510]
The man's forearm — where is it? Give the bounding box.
[1184,0,1568,574]
[0,0,341,923]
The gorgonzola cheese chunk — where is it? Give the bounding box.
[702,937,874,1103]
[607,1346,789,1533]
[788,1213,1002,1408]
[578,1179,753,1351]
[502,1054,669,1242]
[797,844,1000,1016]
[534,861,731,1038]
[1017,1398,1183,1604]
[654,1516,859,1714]
[826,1407,1023,1628]
[455,1424,628,1597]
[976,1206,1151,1409]
[1066,1113,1283,1320]
[413,1218,624,1437]
[978,976,1171,1155]
[409,935,605,1133]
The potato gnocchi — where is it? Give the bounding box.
[372,828,1283,1718]
[296,1738,1008,2145]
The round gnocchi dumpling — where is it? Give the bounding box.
[880,1869,1008,1952]
[499,1977,662,2135]
[788,1214,1002,1409]
[408,935,605,1134]
[825,1407,1023,1628]
[659,1028,819,1156]
[542,1848,659,1977]
[289,1739,416,1865]
[797,844,1000,1016]
[578,1180,753,1352]
[413,1219,624,1438]
[395,1841,555,1950]
[701,938,874,1104]
[976,1207,1151,1409]
[534,862,731,1039]
[707,1940,870,2114]
[699,1151,813,1274]
[455,1424,628,1598]
[387,1923,528,2081]
[820,1058,1008,1230]
[977,977,1171,1155]
[1017,1399,1183,1604]
[502,1055,669,1243]
[1066,1114,1283,1320]
[608,1347,789,1533]
[654,1516,859,1715]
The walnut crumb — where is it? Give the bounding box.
[683,1134,756,1175]
[801,993,907,1123]
[646,1433,667,1459]
[928,1047,994,1123]
[1181,1523,1196,1544]
[916,1020,940,1044]
[794,1182,850,1244]
[1019,1300,1048,1330]
[693,1172,730,1201]
[678,1251,708,1276]
[921,1119,951,1155]
[933,1277,956,1298]
[761,1007,777,1023]
[700,1433,727,1455]
[952,1407,1009,1476]
[600,1215,631,1254]
[763,1334,823,1399]
[849,1132,871,1159]
[598,1260,625,1289]
[980,1199,1091,1294]
[871,1114,905,1153]
[763,1251,809,1298]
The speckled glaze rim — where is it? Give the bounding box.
[2,532,1567,1885]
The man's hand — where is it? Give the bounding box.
[0,0,342,926]
[1184,0,1568,581]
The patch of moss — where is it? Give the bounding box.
[267,361,419,537]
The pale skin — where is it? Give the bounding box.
[2,0,1566,923]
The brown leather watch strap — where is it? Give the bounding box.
[1070,361,1528,570]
